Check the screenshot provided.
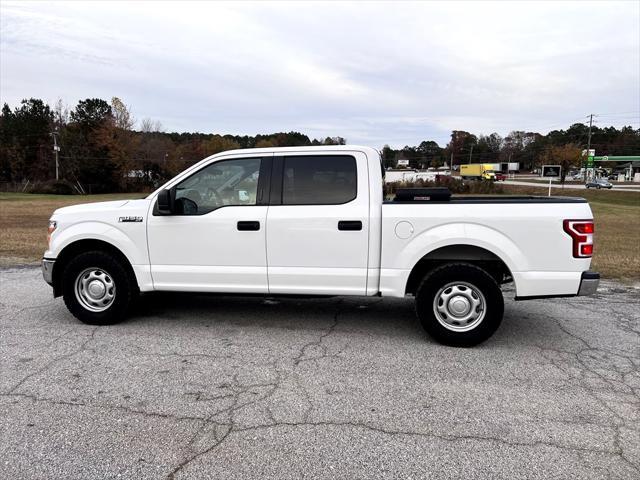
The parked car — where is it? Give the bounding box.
[585,178,613,189]
[42,146,599,347]
[494,173,507,181]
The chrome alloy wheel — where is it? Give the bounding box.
[74,268,116,312]
[433,282,486,332]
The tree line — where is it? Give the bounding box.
[381,125,639,172]
[0,97,345,193]
[0,97,637,193]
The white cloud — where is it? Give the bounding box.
[1,0,638,147]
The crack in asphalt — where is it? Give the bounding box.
[5,326,99,394]
[529,309,640,473]
[166,419,640,479]
[1,392,206,423]
[167,303,348,479]
[166,363,283,480]
[292,299,343,366]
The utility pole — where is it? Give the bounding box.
[51,130,60,180]
[468,144,474,164]
[585,114,593,181]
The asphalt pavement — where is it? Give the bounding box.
[1,266,639,479]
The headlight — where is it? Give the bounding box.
[47,220,57,246]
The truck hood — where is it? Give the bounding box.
[53,200,131,216]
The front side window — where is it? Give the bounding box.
[282,155,357,205]
[174,158,261,215]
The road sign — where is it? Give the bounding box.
[542,165,562,197]
[542,165,561,178]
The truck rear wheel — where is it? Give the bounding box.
[62,251,135,325]
[415,263,504,347]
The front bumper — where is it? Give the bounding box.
[42,258,55,286]
[577,271,600,296]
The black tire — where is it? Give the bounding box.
[62,250,136,325]
[415,263,504,347]
[596,185,601,189]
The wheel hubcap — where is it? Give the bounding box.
[433,282,486,332]
[75,268,116,312]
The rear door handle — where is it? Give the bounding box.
[338,220,362,231]
[237,221,260,231]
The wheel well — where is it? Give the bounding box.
[52,239,137,297]
[405,245,513,296]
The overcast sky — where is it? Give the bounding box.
[1,0,638,147]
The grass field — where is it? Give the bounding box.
[1,189,638,281]
[0,192,143,266]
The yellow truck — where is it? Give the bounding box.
[460,163,496,180]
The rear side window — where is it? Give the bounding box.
[282,155,357,205]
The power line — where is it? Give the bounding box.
[595,111,640,117]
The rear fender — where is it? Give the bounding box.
[398,223,524,274]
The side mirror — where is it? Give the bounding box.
[157,188,174,215]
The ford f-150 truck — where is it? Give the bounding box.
[42,146,599,346]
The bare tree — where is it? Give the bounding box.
[53,98,69,129]
[140,118,163,133]
[111,97,135,130]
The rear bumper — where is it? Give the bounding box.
[42,258,55,286]
[515,270,599,300]
[577,271,600,296]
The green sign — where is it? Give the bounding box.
[586,156,594,168]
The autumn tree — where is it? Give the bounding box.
[446,130,477,165]
[201,135,241,156]
[540,143,582,184]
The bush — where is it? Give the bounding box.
[467,180,504,194]
[27,179,76,195]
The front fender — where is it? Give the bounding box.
[47,221,149,266]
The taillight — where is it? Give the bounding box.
[563,220,594,258]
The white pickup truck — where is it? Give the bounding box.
[43,146,599,346]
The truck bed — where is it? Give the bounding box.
[379,195,593,298]
[385,195,587,204]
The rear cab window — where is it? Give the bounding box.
[282,155,357,205]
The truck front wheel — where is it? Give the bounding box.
[415,263,504,347]
[62,251,136,325]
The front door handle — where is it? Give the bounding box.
[338,220,362,231]
[237,221,260,231]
